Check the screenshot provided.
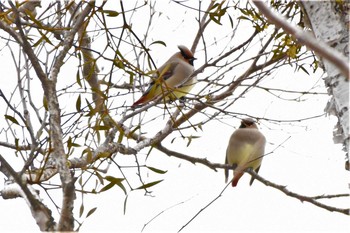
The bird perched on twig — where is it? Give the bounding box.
[132,45,197,107]
[225,118,266,187]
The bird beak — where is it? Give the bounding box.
[189,57,196,66]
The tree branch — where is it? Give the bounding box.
[251,0,349,80]
[0,154,56,231]
[246,168,350,215]
[155,145,350,216]
[174,30,282,129]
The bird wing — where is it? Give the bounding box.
[224,155,229,183]
[156,62,179,81]
[143,62,179,92]
[248,135,265,186]
[249,165,261,186]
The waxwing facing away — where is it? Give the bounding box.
[225,118,266,187]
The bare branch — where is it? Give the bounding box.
[69,1,105,113]
[174,31,283,129]
[191,1,215,53]
[178,182,231,232]
[155,143,349,216]
[246,168,350,215]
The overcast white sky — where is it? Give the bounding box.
[0,1,349,232]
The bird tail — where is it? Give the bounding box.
[132,94,150,107]
[232,172,243,187]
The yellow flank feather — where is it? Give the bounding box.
[228,144,252,164]
[163,76,197,102]
[227,143,261,170]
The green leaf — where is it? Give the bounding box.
[100,182,114,192]
[115,181,127,195]
[91,125,111,131]
[15,138,19,151]
[275,31,285,40]
[79,203,84,218]
[117,127,124,143]
[209,13,222,25]
[228,14,234,28]
[37,30,53,46]
[298,65,310,75]
[76,95,81,112]
[237,15,251,21]
[136,180,163,190]
[149,40,167,47]
[114,59,125,69]
[101,10,119,17]
[209,2,219,11]
[86,207,97,218]
[43,96,48,111]
[91,87,108,100]
[76,70,82,87]
[4,115,19,125]
[82,147,93,164]
[105,176,124,183]
[67,136,81,151]
[95,171,104,185]
[238,8,249,16]
[287,45,298,58]
[129,125,140,138]
[127,71,134,85]
[96,129,101,144]
[147,166,167,174]
[145,146,154,161]
[186,135,200,147]
[123,195,128,215]
[85,99,96,117]
[97,152,110,158]
[105,176,126,194]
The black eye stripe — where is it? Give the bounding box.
[181,52,191,59]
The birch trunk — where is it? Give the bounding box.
[301,1,349,166]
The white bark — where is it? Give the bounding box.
[301,1,349,162]
[2,181,51,230]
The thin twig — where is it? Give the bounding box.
[141,195,197,232]
[247,168,350,215]
[178,182,232,232]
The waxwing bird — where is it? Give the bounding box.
[225,118,266,187]
[132,45,197,107]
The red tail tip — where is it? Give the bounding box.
[132,96,147,107]
[232,179,239,187]
[231,172,243,187]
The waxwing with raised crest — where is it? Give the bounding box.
[132,45,196,107]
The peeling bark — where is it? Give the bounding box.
[301,1,349,165]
